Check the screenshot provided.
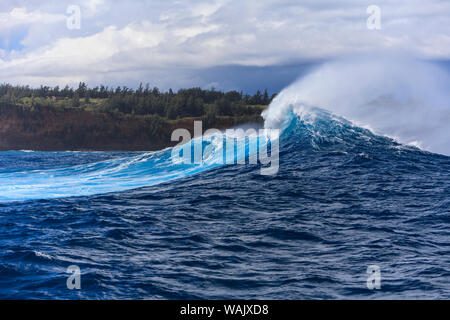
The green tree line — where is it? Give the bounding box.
[0,83,276,120]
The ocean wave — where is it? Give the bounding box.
[1,56,449,202]
[263,55,450,156]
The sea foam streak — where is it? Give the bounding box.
[263,55,450,156]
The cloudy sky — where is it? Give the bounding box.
[1,0,449,92]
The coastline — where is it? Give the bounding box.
[0,103,264,152]
[0,85,270,151]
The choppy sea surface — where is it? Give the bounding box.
[0,107,449,300]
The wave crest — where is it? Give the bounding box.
[263,55,450,156]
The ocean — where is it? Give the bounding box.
[0,57,449,299]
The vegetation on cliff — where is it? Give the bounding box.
[0,83,274,151]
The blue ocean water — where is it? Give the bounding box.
[0,109,449,299]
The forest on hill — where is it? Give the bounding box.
[0,83,274,151]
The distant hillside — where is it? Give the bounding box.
[0,84,270,151]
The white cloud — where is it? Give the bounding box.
[0,0,449,88]
[0,7,65,31]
